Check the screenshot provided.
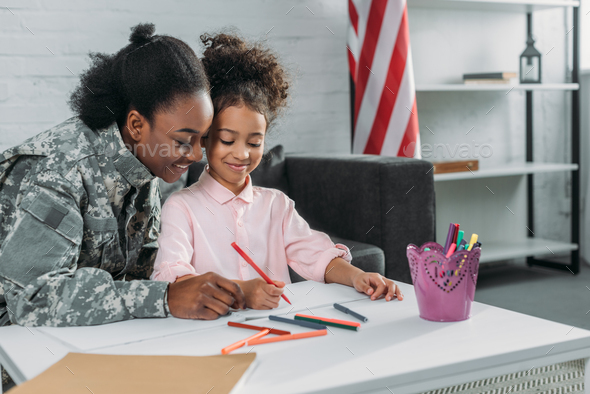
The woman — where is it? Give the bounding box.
[0,23,245,329]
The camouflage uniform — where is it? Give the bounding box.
[0,117,170,327]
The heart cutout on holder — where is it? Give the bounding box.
[423,253,468,293]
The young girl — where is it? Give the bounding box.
[151,32,403,309]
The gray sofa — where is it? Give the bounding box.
[160,146,435,283]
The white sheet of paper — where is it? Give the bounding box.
[36,313,243,351]
[233,281,368,320]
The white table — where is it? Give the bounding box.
[2,282,590,394]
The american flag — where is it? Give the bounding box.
[348,0,421,158]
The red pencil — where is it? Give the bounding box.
[452,223,460,244]
[231,242,292,305]
[227,321,291,336]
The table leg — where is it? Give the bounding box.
[585,358,590,394]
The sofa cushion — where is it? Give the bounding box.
[289,236,386,283]
[249,145,289,194]
[186,161,207,189]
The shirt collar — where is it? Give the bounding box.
[198,165,254,205]
[100,122,155,189]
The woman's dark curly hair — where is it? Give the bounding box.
[69,23,209,130]
[200,32,290,130]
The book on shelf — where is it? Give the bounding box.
[464,79,511,84]
[462,71,517,85]
[432,159,479,174]
[463,72,517,80]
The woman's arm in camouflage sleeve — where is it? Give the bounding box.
[0,171,168,327]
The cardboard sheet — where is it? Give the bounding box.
[8,352,256,394]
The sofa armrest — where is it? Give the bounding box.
[285,154,435,283]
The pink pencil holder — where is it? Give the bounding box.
[406,242,481,322]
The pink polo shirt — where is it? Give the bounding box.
[151,168,351,284]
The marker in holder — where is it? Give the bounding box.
[407,241,481,322]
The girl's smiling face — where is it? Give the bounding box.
[203,105,266,195]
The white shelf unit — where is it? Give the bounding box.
[479,238,578,264]
[434,163,579,181]
[416,83,579,92]
[408,0,581,269]
[408,0,579,12]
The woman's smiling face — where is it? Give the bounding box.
[203,105,266,195]
[124,93,214,183]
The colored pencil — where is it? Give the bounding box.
[231,242,291,305]
[247,329,327,346]
[269,315,327,330]
[443,223,455,254]
[295,315,359,331]
[452,223,460,244]
[333,303,369,322]
[222,328,270,355]
[295,313,360,327]
[445,243,456,258]
[227,321,291,336]
[467,234,479,251]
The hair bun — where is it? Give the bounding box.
[129,23,156,45]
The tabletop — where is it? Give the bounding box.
[2,281,590,394]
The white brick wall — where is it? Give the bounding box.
[0,0,351,154]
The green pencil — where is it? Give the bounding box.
[294,315,359,331]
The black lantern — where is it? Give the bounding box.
[520,14,541,84]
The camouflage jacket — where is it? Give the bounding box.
[0,117,169,327]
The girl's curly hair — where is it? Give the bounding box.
[69,23,209,131]
[200,32,290,130]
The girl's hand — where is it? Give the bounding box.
[241,278,285,310]
[352,272,404,302]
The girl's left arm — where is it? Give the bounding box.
[324,258,404,302]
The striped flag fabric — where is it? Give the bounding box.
[348,0,421,158]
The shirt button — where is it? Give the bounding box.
[238,221,243,227]
[242,262,247,267]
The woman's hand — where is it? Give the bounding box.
[352,272,404,302]
[167,272,246,320]
[239,278,285,310]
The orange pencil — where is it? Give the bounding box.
[295,313,361,327]
[231,242,292,305]
[222,328,270,355]
[247,329,327,346]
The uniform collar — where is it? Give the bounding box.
[100,122,155,189]
[198,165,254,205]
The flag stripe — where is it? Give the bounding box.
[381,48,416,156]
[349,1,420,158]
[348,0,359,35]
[396,97,420,157]
[353,0,388,124]
[352,0,372,54]
[347,49,357,83]
[363,8,410,154]
[352,0,404,153]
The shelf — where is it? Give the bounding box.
[433,162,578,181]
[479,238,578,263]
[416,83,579,92]
[407,0,579,12]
